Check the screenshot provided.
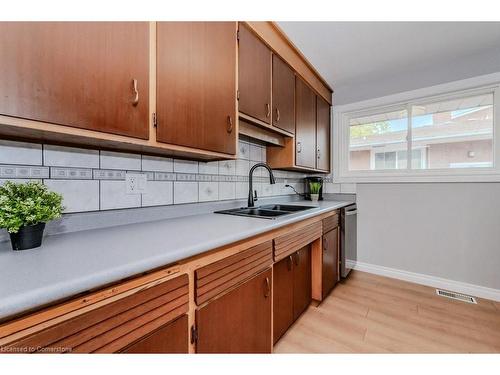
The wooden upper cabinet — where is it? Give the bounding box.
[238,23,272,124]
[295,77,317,169]
[156,22,237,155]
[316,96,331,171]
[0,22,150,139]
[272,55,295,134]
[196,269,272,353]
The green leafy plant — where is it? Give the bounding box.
[309,181,322,194]
[0,181,64,233]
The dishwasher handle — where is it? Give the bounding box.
[345,209,357,216]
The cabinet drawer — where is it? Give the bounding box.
[2,274,189,353]
[322,213,339,233]
[273,222,322,262]
[195,241,273,305]
[273,222,322,261]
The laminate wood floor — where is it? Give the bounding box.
[274,270,500,353]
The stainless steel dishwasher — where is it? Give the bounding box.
[340,204,357,278]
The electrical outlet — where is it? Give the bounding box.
[126,172,147,194]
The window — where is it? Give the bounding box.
[411,93,493,170]
[338,83,499,182]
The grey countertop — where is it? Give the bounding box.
[0,199,353,320]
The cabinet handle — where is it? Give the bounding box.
[294,252,300,266]
[276,107,280,122]
[266,103,271,118]
[264,277,270,298]
[287,255,293,271]
[131,79,139,106]
[323,237,328,250]
[227,115,233,133]
[296,142,302,153]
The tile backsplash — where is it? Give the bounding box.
[0,137,338,214]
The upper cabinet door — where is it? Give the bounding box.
[0,22,150,139]
[156,22,237,155]
[238,23,272,124]
[316,96,331,171]
[295,77,317,169]
[272,55,295,134]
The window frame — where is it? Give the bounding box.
[334,76,500,183]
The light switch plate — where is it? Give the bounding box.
[126,172,147,194]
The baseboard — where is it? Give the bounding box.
[346,260,500,302]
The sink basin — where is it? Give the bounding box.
[259,204,316,212]
[214,204,315,219]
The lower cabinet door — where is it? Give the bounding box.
[121,315,189,353]
[273,255,294,344]
[293,246,312,321]
[196,269,272,353]
[322,228,339,299]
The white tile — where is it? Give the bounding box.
[199,181,219,202]
[261,146,267,162]
[0,140,42,165]
[219,182,235,200]
[324,183,341,194]
[218,160,236,175]
[238,140,250,160]
[43,145,99,168]
[100,151,141,171]
[262,182,273,197]
[249,144,263,162]
[272,182,287,196]
[141,155,173,172]
[173,159,198,174]
[174,181,198,204]
[198,161,219,175]
[142,181,173,207]
[0,179,41,186]
[235,181,249,199]
[100,180,141,210]
[340,183,357,193]
[45,180,99,213]
[235,159,250,176]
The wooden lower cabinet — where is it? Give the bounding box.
[322,227,339,299]
[272,255,294,344]
[273,246,312,344]
[196,269,272,353]
[121,315,189,354]
[293,246,312,320]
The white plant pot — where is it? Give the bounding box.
[310,194,319,203]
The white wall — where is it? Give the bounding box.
[356,183,500,290]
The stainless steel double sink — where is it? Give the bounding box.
[214,204,316,219]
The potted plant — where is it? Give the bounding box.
[309,181,322,203]
[0,181,64,250]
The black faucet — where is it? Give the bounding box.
[248,162,276,207]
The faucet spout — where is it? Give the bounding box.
[248,162,276,207]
